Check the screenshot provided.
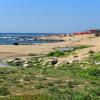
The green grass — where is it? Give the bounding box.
[91,52,100,62]
[47,50,64,57]
[0,52,100,100]
[47,50,76,57]
[74,45,91,50]
[47,45,90,57]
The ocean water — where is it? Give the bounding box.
[0,33,64,45]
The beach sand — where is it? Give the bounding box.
[0,34,100,61]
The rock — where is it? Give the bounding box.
[51,58,58,65]
[13,42,19,45]
[19,78,24,83]
[6,58,24,66]
[94,61,100,65]
[42,58,58,68]
[23,63,29,68]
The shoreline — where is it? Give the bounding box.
[0,34,99,62]
[0,33,66,45]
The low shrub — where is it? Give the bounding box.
[95,33,100,37]
[34,82,45,89]
[3,93,59,100]
[74,45,90,50]
[67,81,75,88]
[89,50,95,54]
[94,89,100,96]
[47,50,64,57]
[0,87,10,96]
[89,69,100,77]
[48,86,62,94]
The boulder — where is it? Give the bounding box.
[42,58,58,68]
[23,63,29,68]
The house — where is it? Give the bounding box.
[89,29,100,33]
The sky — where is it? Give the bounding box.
[0,0,100,33]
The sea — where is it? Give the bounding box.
[0,33,65,45]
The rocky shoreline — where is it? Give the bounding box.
[0,34,66,45]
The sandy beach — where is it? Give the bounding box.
[0,34,100,61]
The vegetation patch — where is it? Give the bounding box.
[0,51,100,99]
[0,87,10,96]
[74,45,91,50]
[47,45,91,57]
[47,50,64,57]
